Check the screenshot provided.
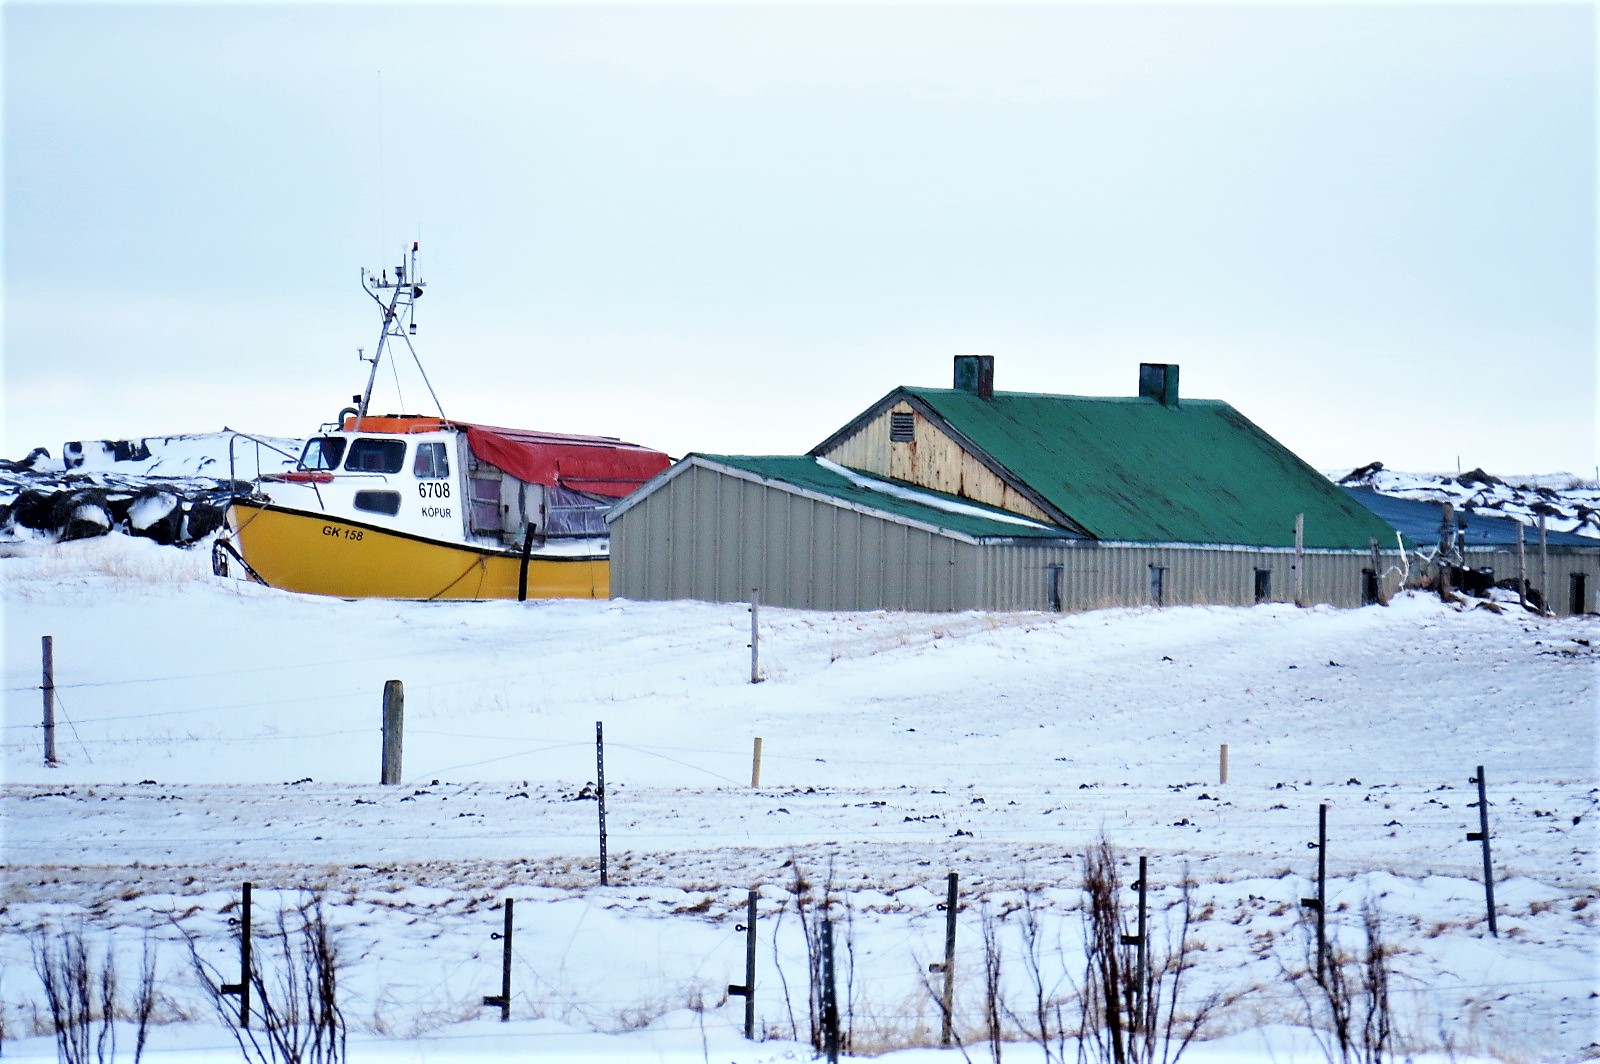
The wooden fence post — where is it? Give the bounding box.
[1538,515,1549,614]
[751,737,763,789]
[41,636,57,767]
[381,680,403,785]
[1517,522,1527,609]
[750,589,763,684]
[1294,513,1306,607]
[1219,743,1229,785]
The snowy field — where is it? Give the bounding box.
[1,535,1596,1062]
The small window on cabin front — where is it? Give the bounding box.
[353,490,401,516]
[344,438,406,474]
[413,442,450,479]
[890,411,915,443]
[299,437,346,471]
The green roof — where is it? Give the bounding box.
[693,454,1079,542]
[892,388,1398,549]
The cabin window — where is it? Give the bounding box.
[353,490,401,516]
[299,437,346,471]
[344,438,406,473]
[890,411,915,443]
[469,473,503,533]
[545,484,610,536]
[413,441,450,479]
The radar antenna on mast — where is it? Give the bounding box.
[356,240,444,422]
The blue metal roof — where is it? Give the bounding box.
[1342,487,1595,549]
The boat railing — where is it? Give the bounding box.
[225,430,303,491]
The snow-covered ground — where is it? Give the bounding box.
[2,536,1596,1062]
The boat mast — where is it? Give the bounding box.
[356,241,447,422]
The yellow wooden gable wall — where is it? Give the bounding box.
[817,400,1053,524]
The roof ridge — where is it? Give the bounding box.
[904,385,1229,405]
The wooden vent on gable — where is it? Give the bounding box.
[890,411,915,443]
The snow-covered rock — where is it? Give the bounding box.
[1332,461,1600,538]
[1,431,302,546]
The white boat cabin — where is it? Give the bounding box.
[263,417,668,554]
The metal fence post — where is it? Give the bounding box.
[221,881,253,1027]
[940,872,958,1047]
[727,889,759,1039]
[1468,766,1498,937]
[596,722,609,886]
[482,898,514,1020]
[1301,805,1328,983]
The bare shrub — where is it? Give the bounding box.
[30,922,157,1064]
[1009,888,1072,1064]
[769,860,827,1050]
[770,858,860,1055]
[916,924,975,1064]
[187,891,346,1064]
[1077,838,1222,1064]
[1290,900,1395,1064]
[981,905,1005,1063]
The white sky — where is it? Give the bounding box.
[4,2,1595,476]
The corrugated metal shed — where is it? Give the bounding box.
[815,386,1397,549]
[609,455,1082,611]
[611,360,1432,613]
[609,454,1080,543]
[608,453,1404,612]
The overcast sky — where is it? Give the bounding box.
[5,2,1595,476]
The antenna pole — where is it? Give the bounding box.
[356,242,431,421]
[356,272,403,422]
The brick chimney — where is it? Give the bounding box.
[953,355,994,399]
[1138,363,1180,408]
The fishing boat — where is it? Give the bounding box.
[218,245,672,600]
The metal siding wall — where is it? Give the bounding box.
[858,513,885,607]
[1463,547,1599,616]
[814,501,840,608]
[779,492,812,607]
[682,468,713,599]
[612,465,1416,613]
[764,485,790,604]
[890,524,914,611]
[955,540,983,610]
[972,543,1400,612]
[609,505,640,598]
[709,474,731,601]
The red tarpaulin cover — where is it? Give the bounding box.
[461,423,671,498]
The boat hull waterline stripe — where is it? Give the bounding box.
[226,502,607,600]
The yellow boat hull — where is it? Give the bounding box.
[225,502,607,600]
